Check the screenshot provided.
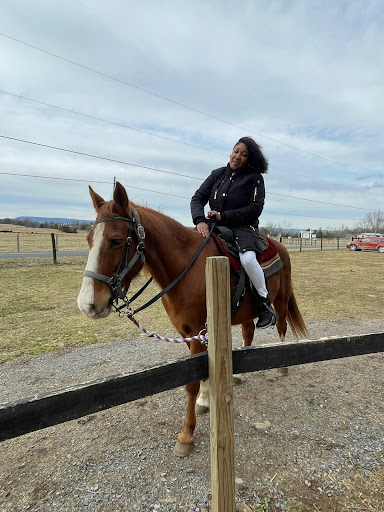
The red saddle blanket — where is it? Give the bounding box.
[211,233,280,274]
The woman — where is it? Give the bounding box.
[190,136,278,328]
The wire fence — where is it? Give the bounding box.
[0,232,89,252]
[278,236,351,249]
[0,231,352,254]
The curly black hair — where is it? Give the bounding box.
[235,136,268,173]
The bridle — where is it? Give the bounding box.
[83,206,146,301]
[84,207,216,316]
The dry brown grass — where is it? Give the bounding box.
[0,223,64,234]
[0,224,89,252]
[0,249,383,362]
[290,249,383,321]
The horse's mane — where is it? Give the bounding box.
[99,199,128,219]
[97,196,196,247]
[131,202,195,245]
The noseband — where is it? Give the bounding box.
[83,206,146,301]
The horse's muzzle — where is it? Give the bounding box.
[77,300,112,319]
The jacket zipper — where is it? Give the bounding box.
[214,171,236,199]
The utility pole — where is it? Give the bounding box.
[375,210,380,235]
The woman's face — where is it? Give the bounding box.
[229,142,249,170]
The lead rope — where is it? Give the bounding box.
[116,307,208,346]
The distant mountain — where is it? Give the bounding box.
[16,216,93,225]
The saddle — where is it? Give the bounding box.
[211,226,283,315]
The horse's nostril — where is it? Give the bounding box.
[78,302,98,318]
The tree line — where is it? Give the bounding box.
[1,210,383,238]
[261,211,384,239]
[0,218,91,233]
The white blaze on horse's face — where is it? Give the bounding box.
[77,223,111,319]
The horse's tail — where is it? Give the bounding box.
[287,291,308,339]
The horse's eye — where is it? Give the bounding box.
[110,239,123,248]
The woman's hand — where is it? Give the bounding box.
[207,210,222,222]
[196,222,209,238]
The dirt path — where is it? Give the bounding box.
[1,319,383,511]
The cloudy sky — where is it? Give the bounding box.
[1,0,383,230]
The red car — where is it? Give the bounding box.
[347,237,384,253]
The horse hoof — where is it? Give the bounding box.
[195,404,209,416]
[276,367,289,377]
[233,375,242,385]
[173,440,194,457]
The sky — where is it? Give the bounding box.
[0,0,383,230]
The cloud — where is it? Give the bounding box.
[0,0,383,229]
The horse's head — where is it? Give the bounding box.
[77,182,145,319]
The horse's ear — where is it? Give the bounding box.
[89,186,105,212]
[113,182,129,212]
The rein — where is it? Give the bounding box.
[126,221,217,316]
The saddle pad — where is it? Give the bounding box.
[211,233,282,277]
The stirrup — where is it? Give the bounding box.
[256,311,277,329]
[256,298,278,329]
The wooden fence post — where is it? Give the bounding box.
[51,233,57,264]
[206,256,235,512]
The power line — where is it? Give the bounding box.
[0,89,225,157]
[271,166,384,199]
[0,171,362,222]
[0,135,378,211]
[268,192,375,211]
[0,164,376,213]
[0,135,200,180]
[264,210,361,221]
[0,31,376,177]
[3,88,383,200]
[0,171,190,198]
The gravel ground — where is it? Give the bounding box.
[0,319,383,511]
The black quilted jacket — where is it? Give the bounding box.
[190,164,266,252]
[191,164,265,226]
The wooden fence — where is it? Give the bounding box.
[1,256,383,511]
[1,331,383,442]
[0,231,351,253]
[0,231,88,252]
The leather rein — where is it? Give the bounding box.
[83,207,216,315]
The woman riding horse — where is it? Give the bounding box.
[191,137,278,329]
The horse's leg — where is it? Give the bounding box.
[196,377,210,415]
[174,379,200,457]
[241,320,255,346]
[174,338,205,457]
[232,320,255,385]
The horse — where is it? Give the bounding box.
[77,182,308,457]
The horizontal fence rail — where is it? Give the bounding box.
[1,331,383,442]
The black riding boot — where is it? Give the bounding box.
[256,296,279,329]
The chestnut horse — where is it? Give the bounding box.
[77,182,307,457]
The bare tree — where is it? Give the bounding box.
[261,221,281,237]
[354,210,383,234]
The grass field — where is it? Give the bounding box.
[0,226,89,252]
[0,250,383,363]
[0,223,66,234]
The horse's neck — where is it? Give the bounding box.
[137,207,196,289]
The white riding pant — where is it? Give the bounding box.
[239,250,268,298]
